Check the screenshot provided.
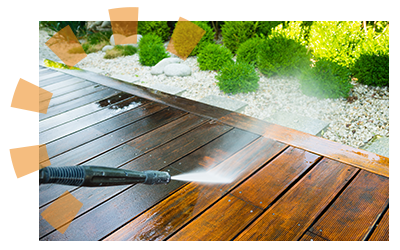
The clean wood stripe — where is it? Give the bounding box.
[40,74,74,87]
[368,208,389,241]
[40,79,92,95]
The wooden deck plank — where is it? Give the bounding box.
[368,209,389,241]
[40,92,135,132]
[41,122,235,240]
[299,231,329,241]
[235,158,358,241]
[39,108,189,207]
[104,137,286,241]
[39,72,66,81]
[39,96,148,144]
[39,88,120,121]
[40,78,88,93]
[170,194,262,241]
[42,84,110,110]
[39,74,74,87]
[308,170,389,241]
[219,112,389,177]
[168,147,321,241]
[40,102,167,162]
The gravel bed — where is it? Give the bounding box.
[39,29,389,149]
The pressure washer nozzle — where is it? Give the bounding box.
[39,166,171,187]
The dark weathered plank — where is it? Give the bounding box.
[169,147,321,241]
[39,108,189,207]
[39,88,120,121]
[308,170,389,241]
[39,96,148,144]
[235,158,358,241]
[219,112,389,177]
[41,102,167,161]
[104,137,286,241]
[368,209,389,241]
[40,92,134,132]
[41,122,235,240]
[42,84,109,110]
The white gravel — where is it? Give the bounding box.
[39,29,389,149]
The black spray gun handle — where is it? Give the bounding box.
[39,166,171,187]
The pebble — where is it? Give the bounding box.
[39,29,389,148]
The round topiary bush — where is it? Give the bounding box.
[352,51,389,87]
[197,43,233,71]
[236,37,263,65]
[257,35,311,77]
[138,34,169,66]
[215,62,260,94]
[299,58,353,99]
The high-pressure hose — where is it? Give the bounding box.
[39,166,171,187]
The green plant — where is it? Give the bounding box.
[257,35,311,77]
[351,26,389,87]
[215,62,260,94]
[308,21,365,68]
[352,51,389,87]
[299,58,353,99]
[221,21,259,54]
[44,59,80,70]
[269,21,308,45]
[256,21,285,37]
[197,43,233,71]
[104,45,138,59]
[236,37,263,65]
[138,21,170,41]
[85,30,113,45]
[138,34,169,66]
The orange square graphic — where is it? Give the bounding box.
[41,191,83,234]
[11,79,53,114]
[109,7,139,45]
[45,25,87,66]
[111,21,138,45]
[10,144,50,178]
[168,17,205,60]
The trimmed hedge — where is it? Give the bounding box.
[197,43,233,71]
[138,34,169,66]
[215,62,260,94]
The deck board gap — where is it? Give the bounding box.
[363,203,389,241]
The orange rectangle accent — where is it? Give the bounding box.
[109,7,139,45]
[11,79,53,114]
[10,144,50,178]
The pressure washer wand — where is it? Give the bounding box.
[39,165,171,187]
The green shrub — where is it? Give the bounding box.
[351,26,389,87]
[299,59,353,99]
[138,21,170,41]
[39,21,87,37]
[85,30,113,45]
[215,62,260,94]
[352,51,389,87]
[308,21,364,68]
[197,43,233,71]
[257,35,311,77]
[138,34,169,66]
[236,37,263,65]
[221,21,259,54]
[256,21,285,37]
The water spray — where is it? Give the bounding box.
[39,166,233,187]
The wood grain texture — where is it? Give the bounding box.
[308,170,389,241]
[235,158,358,241]
[299,231,329,241]
[368,209,389,241]
[40,78,89,94]
[40,74,74,87]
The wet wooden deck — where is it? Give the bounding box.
[39,65,389,241]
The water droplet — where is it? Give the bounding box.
[250,210,253,213]
[298,224,301,226]
[239,191,242,194]
[228,200,231,202]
